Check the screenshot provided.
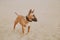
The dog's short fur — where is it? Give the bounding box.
[14,9,37,34]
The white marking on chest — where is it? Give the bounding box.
[26,22,31,27]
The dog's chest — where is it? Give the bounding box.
[23,17,31,27]
[26,22,31,27]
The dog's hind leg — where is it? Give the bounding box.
[14,19,18,29]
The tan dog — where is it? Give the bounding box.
[14,9,37,34]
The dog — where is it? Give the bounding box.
[14,9,37,34]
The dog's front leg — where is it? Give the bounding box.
[28,26,30,33]
[22,26,25,34]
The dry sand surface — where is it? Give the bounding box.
[0,0,60,40]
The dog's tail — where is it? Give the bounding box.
[15,12,18,15]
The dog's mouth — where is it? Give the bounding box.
[32,18,37,22]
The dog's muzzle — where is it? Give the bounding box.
[32,18,37,22]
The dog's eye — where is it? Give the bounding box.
[33,15,34,16]
[32,15,35,18]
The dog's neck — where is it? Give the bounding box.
[26,16,32,22]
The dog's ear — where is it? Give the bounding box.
[28,9,32,15]
[32,9,35,13]
[28,9,35,15]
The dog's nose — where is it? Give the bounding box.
[35,18,37,22]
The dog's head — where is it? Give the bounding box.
[26,9,37,22]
